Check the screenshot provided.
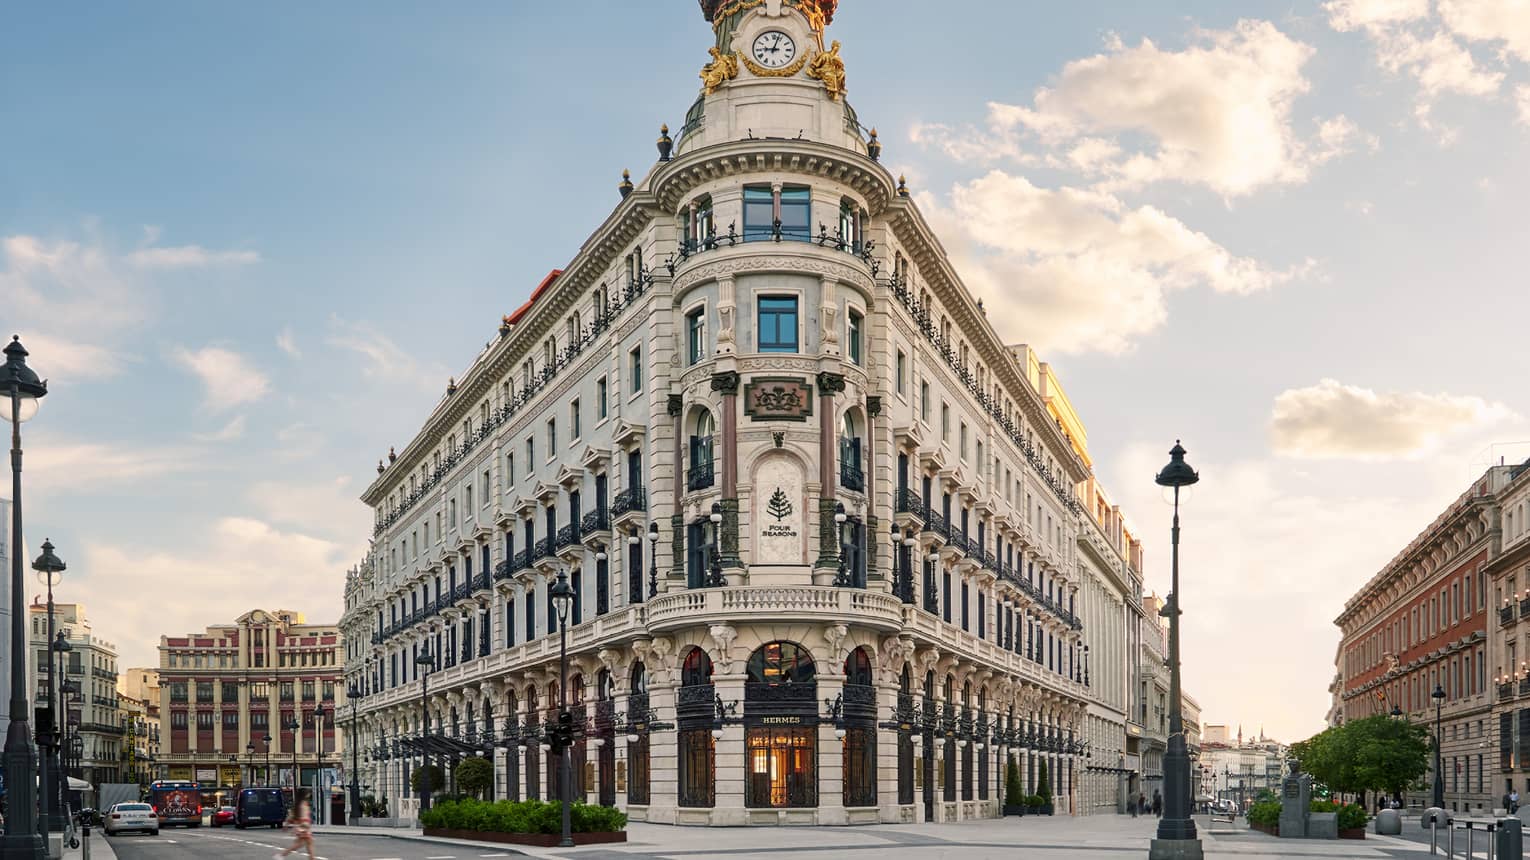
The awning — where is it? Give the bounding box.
[67,777,92,792]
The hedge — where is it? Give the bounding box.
[420,798,627,834]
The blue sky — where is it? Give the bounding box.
[5,1,1530,741]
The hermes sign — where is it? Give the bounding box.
[744,377,813,422]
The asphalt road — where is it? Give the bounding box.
[106,827,524,860]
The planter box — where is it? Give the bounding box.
[1002,804,1026,817]
[1041,803,1054,816]
[1339,827,1366,839]
[423,827,627,847]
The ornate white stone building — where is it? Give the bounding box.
[340,0,1155,826]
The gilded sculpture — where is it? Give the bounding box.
[805,39,846,100]
[700,45,740,95]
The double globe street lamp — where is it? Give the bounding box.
[3,335,49,860]
[549,570,577,848]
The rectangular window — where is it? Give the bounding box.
[941,404,950,441]
[687,308,707,365]
[896,350,906,394]
[959,423,968,460]
[506,453,515,485]
[920,382,929,420]
[779,186,810,241]
[742,185,775,241]
[758,296,800,353]
[847,309,863,364]
[597,377,608,418]
[630,346,643,393]
[526,437,534,471]
[570,399,581,441]
[547,418,557,454]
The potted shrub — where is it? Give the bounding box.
[1002,755,1026,816]
[1337,802,1368,839]
[421,798,627,847]
[456,756,494,801]
[1246,800,1281,835]
[1036,761,1053,815]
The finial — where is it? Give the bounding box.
[977,298,985,315]
[618,169,634,198]
[388,446,397,462]
[499,315,512,337]
[866,127,881,161]
[657,124,674,162]
[897,175,909,197]
[377,460,386,475]
[446,377,457,394]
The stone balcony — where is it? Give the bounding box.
[646,586,905,633]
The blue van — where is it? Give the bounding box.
[234,787,287,829]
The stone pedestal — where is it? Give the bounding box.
[1148,838,1205,860]
[1376,808,1402,835]
[1278,767,1311,838]
[1307,811,1338,840]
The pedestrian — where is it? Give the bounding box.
[1139,792,1147,815]
[274,788,315,860]
[1152,789,1163,817]
[1129,790,1138,817]
[1513,789,1521,814]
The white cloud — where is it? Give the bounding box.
[27,439,203,488]
[192,415,247,442]
[918,171,1311,354]
[125,245,259,268]
[276,326,301,358]
[11,332,124,382]
[911,21,1363,197]
[1517,84,1530,125]
[246,475,371,543]
[172,345,271,411]
[325,316,441,391]
[79,517,358,669]
[1270,378,1515,459]
[1437,0,1530,64]
[1324,0,1429,31]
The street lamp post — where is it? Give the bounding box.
[313,703,328,825]
[647,522,660,599]
[549,571,576,848]
[1431,683,1446,809]
[3,335,49,860]
[49,627,73,830]
[285,714,301,806]
[347,685,362,824]
[245,742,254,788]
[1151,441,1201,860]
[262,732,273,786]
[707,503,724,587]
[33,540,68,835]
[415,645,435,814]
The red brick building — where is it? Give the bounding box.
[1334,465,1516,813]
[158,609,345,796]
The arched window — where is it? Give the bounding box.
[678,647,717,808]
[842,647,877,807]
[689,411,715,491]
[682,648,714,687]
[745,641,819,809]
[627,662,650,805]
[747,641,816,685]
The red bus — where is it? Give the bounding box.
[147,780,202,827]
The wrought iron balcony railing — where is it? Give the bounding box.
[839,462,864,492]
[556,523,580,550]
[613,486,647,516]
[687,461,715,491]
[581,508,611,535]
[895,488,927,520]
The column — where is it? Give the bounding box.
[818,674,847,825]
[815,370,845,573]
[712,369,742,574]
[714,673,746,825]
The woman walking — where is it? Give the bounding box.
[274,789,315,860]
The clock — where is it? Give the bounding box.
[751,30,798,69]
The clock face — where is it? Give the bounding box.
[751,30,798,69]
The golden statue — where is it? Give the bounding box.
[806,40,846,100]
[799,0,830,50]
[700,46,739,95]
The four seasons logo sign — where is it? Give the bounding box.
[767,487,794,521]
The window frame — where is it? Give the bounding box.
[757,295,801,354]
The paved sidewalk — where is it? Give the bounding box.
[314,814,1446,859]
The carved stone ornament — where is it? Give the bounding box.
[709,623,739,673]
[744,376,814,422]
[710,370,741,395]
[667,393,684,417]
[816,371,846,395]
[772,430,786,448]
[867,395,882,417]
[671,254,873,295]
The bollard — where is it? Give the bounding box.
[1469,823,1474,860]
[1499,816,1523,859]
[81,823,90,860]
[1433,818,1439,855]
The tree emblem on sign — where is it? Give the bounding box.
[767,487,794,521]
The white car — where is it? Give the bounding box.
[104,802,159,836]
